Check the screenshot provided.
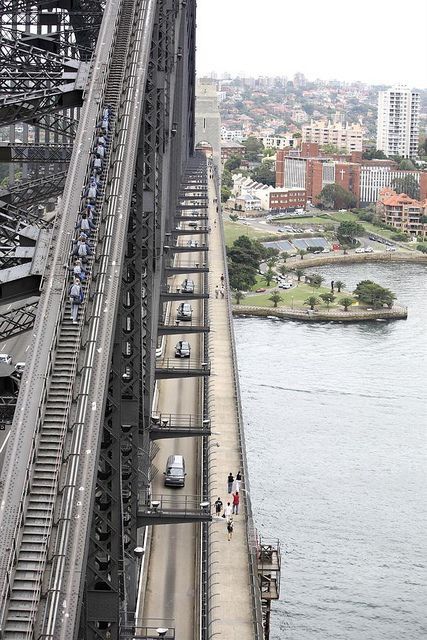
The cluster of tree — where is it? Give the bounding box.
[417,244,427,254]
[224,155,242,172]
[320,143,346,156]
[249,162,275,186]
[241,136,263,161]
[391,175,420,200]
[391,232,410,242]
[318,184,357,210]
[227,235,271,291]
[353,280,396,308]
[337,220,365,244]
[362,149,387,160]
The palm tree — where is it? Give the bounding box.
[295,268,304,282]
[264,268,274,286]
[339,296,354,311]
[278,264,288,276]
[298,249,306,260]
[308,274,324,290]
[335,280,345,293]
[281,251,289,262]
[268,291,283,308]
[267,257,278,269]
[320,292,335,309]
[234,290,245,305]
[304,296,320,310]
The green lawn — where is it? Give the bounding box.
[274,215,329,225]
[239,281,353,310]
[326,211,359,223]
[223,220,268,246]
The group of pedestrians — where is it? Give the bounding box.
[68,106,112,324]
[214,273,226,299]
[213,470,242,541]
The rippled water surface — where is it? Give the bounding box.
[234,262,427,640]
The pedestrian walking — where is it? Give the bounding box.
[215,286,219,299]
[232,472,241,493]
[69,279,82,324]
[227,518,234,541]
[220,274,225,287]
[223,501,232,521]
[227,472,234,494]
[220,289,224,299]
[214,497,223,516]
[72,259,86,281]
[232,491,240,515]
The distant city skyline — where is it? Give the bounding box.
[196,0,427,89]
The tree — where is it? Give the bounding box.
[281,251,289,262]
[221,186,232,202]
[304,296,320,310]
[339,296,354,311]
[267,256,278,269]
[268,291,283,308]
[321,143,345,155]
[222,169,233,189]
[320,292,335,309]
[319,184,357,210]
[241,136,263,161]
[337,221,365,244]
[295,268,304,282]
[298,249,306,260]
[250,163,275,186]
[362,149,387,160]
[335,280,345,293]
[353,280,396,309]
[227,262,257,291]
[278,264,288,276]
[264,268,275,286]
[391,175,420,200]
[341,244,350,255]
[307,274,324,289]
[224,155,242,172]
[234,290,245,305]
[398,158,417,171]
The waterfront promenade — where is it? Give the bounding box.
[206,172,261,639]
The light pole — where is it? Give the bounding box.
[291,296,294,309]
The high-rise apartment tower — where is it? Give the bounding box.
[376,85,420,159]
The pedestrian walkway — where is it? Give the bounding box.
[206,170,260,639]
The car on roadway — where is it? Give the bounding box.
[188,221,198,229]
[187,240,198,247]
[277,228,284,233]
[322,248,331,253]
[0,354,12,365]
[176,302,192,321]
[175,341,191,358]
[386,246,397,252]
[14,362,25,376]
[181,278,195,293]
[255,287,267,293]
[364,246,374,253]
[369,235,377,241]
[164,454,186,487]
[355,247,365,253]
[278,281,292,289]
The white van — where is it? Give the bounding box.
[164,455,186,487]
[176,303,192,321]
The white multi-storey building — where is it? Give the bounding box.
[302,120,363,153]
[376,85,420,159]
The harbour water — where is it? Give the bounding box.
[234,262,427,640]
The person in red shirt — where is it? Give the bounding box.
[232,491,240,515]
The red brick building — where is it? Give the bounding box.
[269,189,307,210]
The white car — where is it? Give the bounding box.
[322,248,330,253]
[386,246,396,252]
[0,353,12,365]
[364,246,374,253]
[14,362,25,375]
[355,247,365,254]
[278,281,292,289]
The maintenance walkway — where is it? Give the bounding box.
[205,169,262,639]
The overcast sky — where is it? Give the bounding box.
[196,0,427,88]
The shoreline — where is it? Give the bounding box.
[286,252,427,269]
[232,304,408,323]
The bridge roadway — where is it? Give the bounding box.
[138,168,263,638]
[140,232,204,636]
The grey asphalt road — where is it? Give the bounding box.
[141,235,204,637]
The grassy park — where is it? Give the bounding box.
[238,281,355,311]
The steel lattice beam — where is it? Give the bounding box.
[0,171,66,208]
[0,142,72,163]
